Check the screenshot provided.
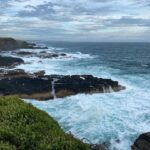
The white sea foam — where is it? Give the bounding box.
[26,80,150,150]
[14,46,150,150]
[51,78,59,99]
[66,52,93,59]
[18,48,93,59]
[13,49,94,75]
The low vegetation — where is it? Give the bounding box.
[0,96,90,150]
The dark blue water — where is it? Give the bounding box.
[46,42,150,74]
[16,42,150,150]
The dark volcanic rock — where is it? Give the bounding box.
[0,37,48,51]
[17,51,36,56]
[0,74,125,100]
[91,144,106,150]
[33,70,45,77]
[0,55,24,68]
[60,53,67,56]
[0,76,52,100]
[15,50,67,59]
[37,53,67,59]
[40,51,47,54]
[53,75,124,98]
[132,133,150,150]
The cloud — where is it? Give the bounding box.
[0,0,150,41]
[104,17,150,27]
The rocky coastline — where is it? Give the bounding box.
[1,37,148,150]
[0,37,48,51]
[0,55,24,68]
[132,133,150,150]
[0,69,125,100]
[0,37,125,100]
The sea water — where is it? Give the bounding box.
[16,42,150,150]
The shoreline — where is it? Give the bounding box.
[0,37,149,150]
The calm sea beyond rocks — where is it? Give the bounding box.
[0,38,149,150]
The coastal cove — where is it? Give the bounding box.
[0,38,150,150]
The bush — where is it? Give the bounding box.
[0,96,90,150]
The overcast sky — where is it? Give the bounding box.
[0,0,150,42]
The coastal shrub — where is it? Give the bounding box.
[0,96,90,150]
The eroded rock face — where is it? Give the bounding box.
[0,55,24,68]
[132,133,150,150]
[0,73,125,100]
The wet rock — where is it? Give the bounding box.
[15,50,67,59]
[0,76,53,100]
[60,53,67,56]
[17,51,36,56]
[33,70,45,77]
[0,73,125,100]
[0,55,24,68]
[132,133,150,150]
[37,52,66,59]
[91,144,106,150]
[40,51,47,54]
[39,53,59,58]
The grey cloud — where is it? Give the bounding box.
[1,0,150,41]
[19,2,55,17]
[75,17,150,33]
[104,17,150,27]
[16,0,117,22]
[18,2,74,21]
[0,0,11,13]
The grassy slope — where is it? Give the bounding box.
[0,96,90,150]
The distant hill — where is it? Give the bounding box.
[0,37,47,51]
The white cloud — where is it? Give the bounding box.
[0,0,150,41]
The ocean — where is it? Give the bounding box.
[16,42,150,150]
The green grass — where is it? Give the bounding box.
[0,96,90,150]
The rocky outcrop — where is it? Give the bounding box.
[0,73,125,100]
[16,51,67,59]
[91,144,106,150]
[38,53,67,59]
[0,38,69,60]
[132,133,150,150]
[17,51,35,55]
[0,37,48,51]
[0,55,24,68]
